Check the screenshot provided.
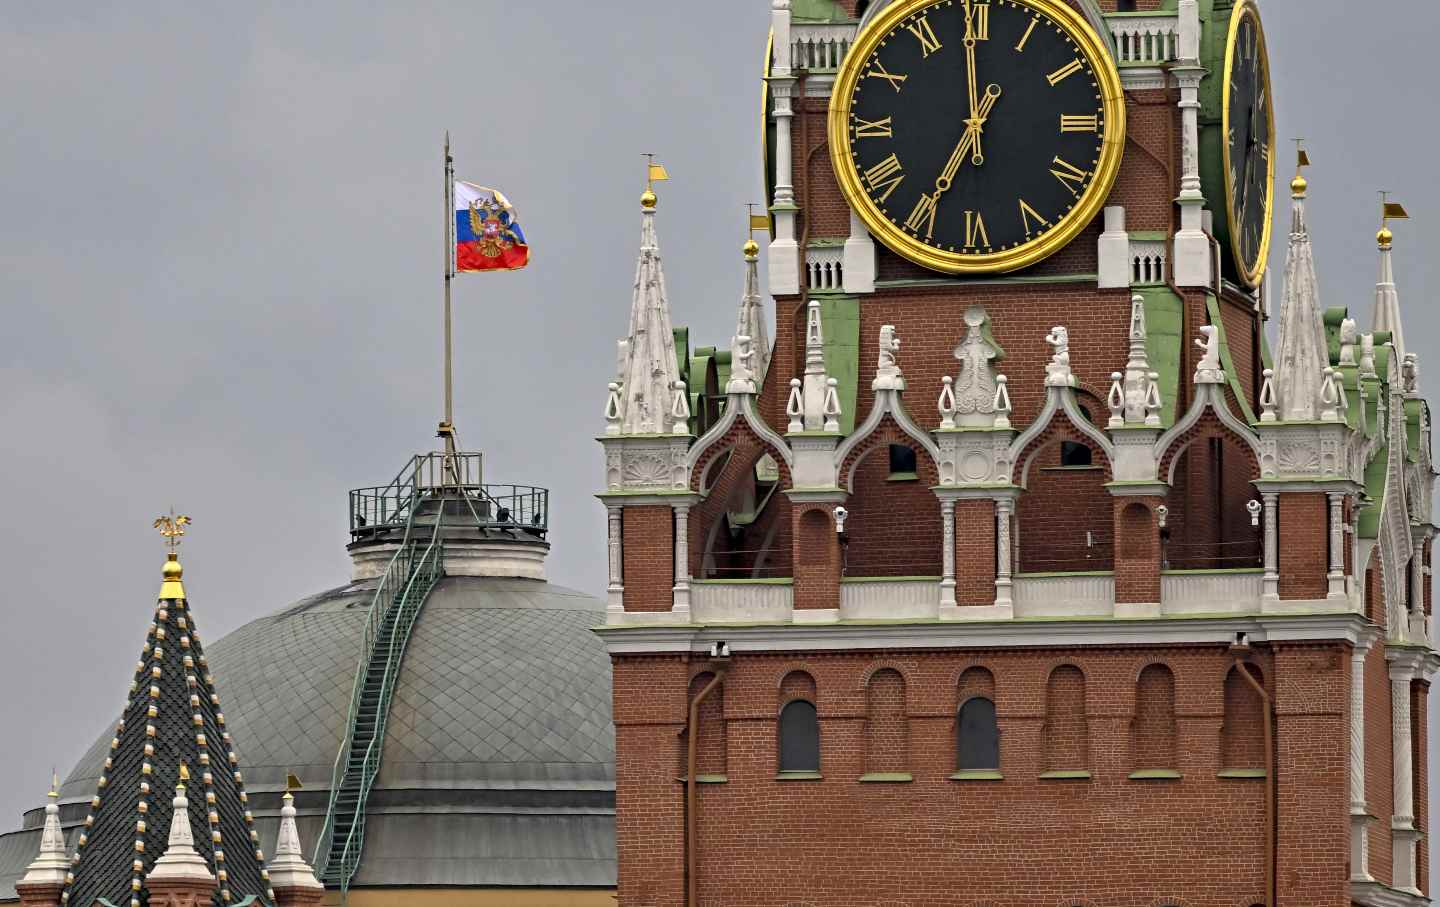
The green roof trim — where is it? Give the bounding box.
[791,0,853,23]
[1406,398,1424,462]
[1205,293,1257,423]
[1358,444,1387,539]
[1135,286,1183,427]
[1323,306,1348,367]
[820,295,861,434]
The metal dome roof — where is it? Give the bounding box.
[0,575,617,894]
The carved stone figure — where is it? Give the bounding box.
[1403,352,1420,396]
[1339,317,1359,366]
[1359,333,1377,378]
[951,305,1000,424]
[1193,325,1223,383]
[727,334,756,394]
[873,324,905,390]
[1044,325,1074,387]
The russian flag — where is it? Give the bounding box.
[454,181,529,273]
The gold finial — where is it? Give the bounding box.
[284,773,302,803]
[178,763,190,790]
[1291,139,1310,196]
[641,153,668,209]
[1378,191,1408,248]
[154,510,191,600]
[49,770,59,800]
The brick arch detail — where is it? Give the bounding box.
[775,666,819,709]
[857,660,914,692]
[690,419,793,492]
[1148,899,1194,907]
[1157,409,1261,486]
[838,414,941,492]
[1015,412,1115,487]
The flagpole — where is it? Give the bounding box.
[442,132,458,487]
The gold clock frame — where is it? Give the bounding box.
[827,0,1126,275]
[1220,0,1276,288]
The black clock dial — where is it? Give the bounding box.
[1222,3,1274,285]
[845,0,1109,261]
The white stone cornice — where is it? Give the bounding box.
[595,612,1373,655]
[1350,880,1432,907]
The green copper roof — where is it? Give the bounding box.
[791,0,853,24]
[1137,286,1183,428]
[820,295,860,434]
[1205,294,1257,423]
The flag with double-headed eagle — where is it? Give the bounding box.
[454,181,529,272]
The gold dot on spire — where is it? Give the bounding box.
[743,237,760,257]
[640,188,657,209]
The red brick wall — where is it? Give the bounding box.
[792,504,840,609]
[1017,443,1113,573]
[1044,664,1090,772]
[1365,638,1393,886]
[837,422,943,577]
[612,643,1346,906]
[1132,663,1176,770]
[1221,662,1266,771]
[1114,497,1161,603]
[1219,292,1259,411]
[1278,493,1328,600]
[955,499,997,605]
[622,505,673,612]
[864,668,908,774]
[687,671,726,777]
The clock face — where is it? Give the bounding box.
[829,0,1124,274]
[1221,0,1275,287]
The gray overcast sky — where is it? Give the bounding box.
[3,0,1439,869]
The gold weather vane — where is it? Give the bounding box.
[1291,139,1310,194]
[641,153,669,208]
[746,203,770,238]
[153,510,192,550]
[1378,190,1409,246]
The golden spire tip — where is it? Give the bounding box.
[1291,139,1309,196]
[154,511,191,600]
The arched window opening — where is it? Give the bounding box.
[957,697,999,772]
[888,443,918,480]
[864,669,908,776]
[1164,436,1261,569]
[1059,440,1093,467]
[1221,663,1266,772]
[1131,664,1177,774]
[1117,0,1138,11]
[1044,665,1089,774]
[779,700,820,773]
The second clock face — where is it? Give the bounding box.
[830,0,1124,273]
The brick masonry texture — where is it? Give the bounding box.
[611,643,1362,907]
[622,506,673,612]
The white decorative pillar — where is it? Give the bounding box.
[1171,0,1211,287]
[606,505,624,617]
[1097,205,1129,288]
[842,209,876,293]
[995,497,1014,607]
[1409,551,1427,640]
[1391,661,1420,893]
[1327,492,1347,601]
[1261,492,1280,603]
[672,503,692,617]
[940,499,957,607]
[767,0,800,295]
[1349,635,1372,881]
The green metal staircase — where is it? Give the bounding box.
[313,459,448,899]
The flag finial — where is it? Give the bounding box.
[641,153,668,209]
[1291,139,1309,196]
[1378,190,1408,248]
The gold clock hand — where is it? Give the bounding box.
[965,83,1001,166]
[963,0,979,118]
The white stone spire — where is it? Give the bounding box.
[614,190,682,434]
[266,791,323,892]
[735,238,770,387]
[1273,163,1328,421]
[1121,294,1161,426]
[146,772,214,884]
[800,300,833,430]
[20,777,69,886]
[1373,217,1405,363]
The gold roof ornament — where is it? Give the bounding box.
[744,203,767,257]
[153,511,191,600]
[641,153,668,209]
[1291,140,1310,196]
[1378,192,1409,248]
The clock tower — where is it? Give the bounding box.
[597,1,1437,905]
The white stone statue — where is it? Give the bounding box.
[1193,324,1223,383]
[1339,318,1358,367]
[951,305,1000,425]
[1403,352,1420,396]
[1359,332,1377,378]
[873,324,905,390]
[1044,325,1074,387]
[726,334,757,394]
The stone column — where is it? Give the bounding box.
[672,503,692,617]
[606,505,624,616]
[995,497,1014,608]
[842,209,875,293]
[1349,636,1372,881]
[1261,492,1279,603]
[940,499,957,607]
[1409,547,1427,640]
[767,0,800,295]
[1392,662,1420,893]
[1328,492,1347,601]
[1171,0,1211,286]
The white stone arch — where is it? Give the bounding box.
[834,388,942,492]
[1008,385,1116,488]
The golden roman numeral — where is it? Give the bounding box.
[1015,16,1039,51]
[1060,114,1099,133]
[1049,155,1089,197]
[907,15,943,57]
[863,153,905,203]
[965,3,989,41]
[853,116,893,138]
[1018,198,1051,238]
[964,210,990,249]
[905,193,938,239]
[1046,58,1084,86]
[866,59,908,92]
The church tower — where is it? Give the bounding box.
[597,1,1436,905]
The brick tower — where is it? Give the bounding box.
[596,1,1437,905]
